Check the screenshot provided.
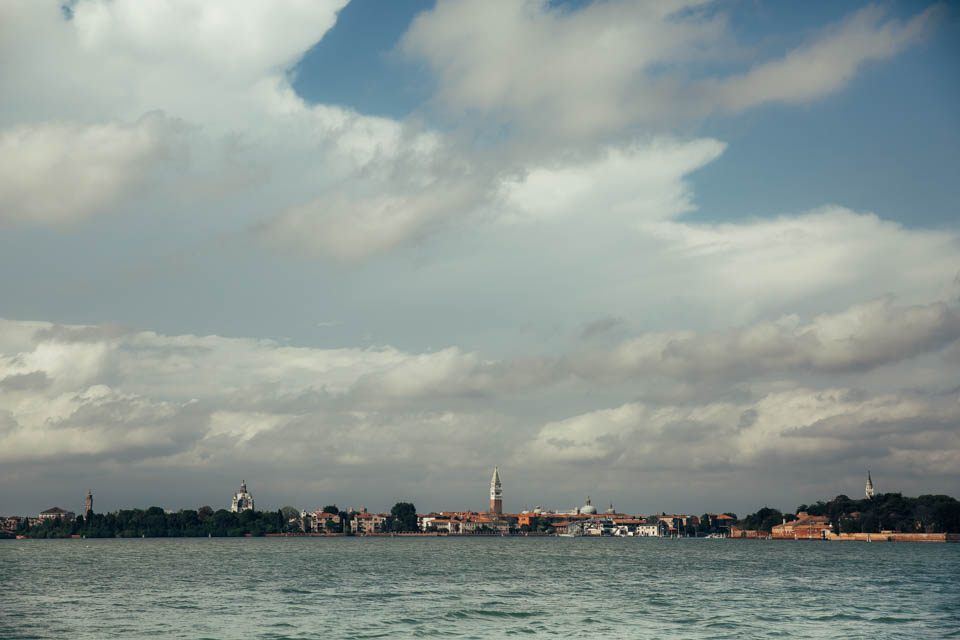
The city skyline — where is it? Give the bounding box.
[7,467,900,520]
[1,1,959,516]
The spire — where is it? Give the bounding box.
[489,466,503,515]
[865,470,875,500]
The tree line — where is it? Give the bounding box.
[16,501,423,539]
[738,493,960,533]
[16,506,291,538]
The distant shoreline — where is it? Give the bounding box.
[8,532,959,543]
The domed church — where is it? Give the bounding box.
[579,496,598,515]
[231,480,255,512]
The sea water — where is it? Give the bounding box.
[2,537,958,639]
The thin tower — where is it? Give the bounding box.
[83,490,93,519]
[489,466,502,515]
[865,471,875,500]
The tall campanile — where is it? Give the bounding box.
[490,466,503,515]
[83,490,93,519]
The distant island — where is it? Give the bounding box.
[4,472,959,542]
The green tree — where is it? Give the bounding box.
[390,502,418,532]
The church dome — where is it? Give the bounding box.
[533,506,542,515]
[580,496,597,515]
[605,503,615,515]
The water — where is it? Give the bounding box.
[2,537,958,639]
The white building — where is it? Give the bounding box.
[230,480,255,512]
[635,522,667,537]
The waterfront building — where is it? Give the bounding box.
[311,511,340,532]
[230,480,255,512]
[430,519,462,534]
[771,511,833,539]
[352,510,387,535]
[865,471,875,499]
[83,490,93,519]
[635,521,667,537]
[489,466,502,515]
[38,507,75,521]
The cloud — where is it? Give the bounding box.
[1,2,957,512]
[0,114,185,225]
[579,316,625,341]
[518,387,960,478]
[705,4,943,113]
[0,0,428,240]
[401,1,940,137]
[637,207,960,322]
[401,0,726,136]
[0,371,49,392]
[580,297,960,382]
[260,177,484,262]
[1,302,958,510]
[0,0,349,127]
[0,384,202,463]
[500,138,725,222]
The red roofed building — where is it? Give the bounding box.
[771,512,833,539]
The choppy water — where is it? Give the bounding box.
[2,537,958,639]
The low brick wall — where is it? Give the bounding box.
[829,532,956,542]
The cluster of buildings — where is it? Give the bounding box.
[1,491,94,534]
[2,472,736,538]
[7,470,919,541]
[278,468,736,538]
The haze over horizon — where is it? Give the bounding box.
[1,0,959,517]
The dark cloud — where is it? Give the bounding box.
[574,299,960,383]
[0,370,49,391]
[579,316,625,341]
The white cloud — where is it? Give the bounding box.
[705,4,943,112]
[0,115,184,225]
[0,0,349,127]
[501,138,725,222]
[0,0,441,239]
[401,0,940,137]
[637,207,960,323]
[402,0,725,136]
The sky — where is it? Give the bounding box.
[1,0,959,518]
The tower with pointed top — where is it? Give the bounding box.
[865,471,875,500]
[83,490,93,519]
[489,466,502,515]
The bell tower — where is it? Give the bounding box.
[489,466,503,515]
[865,471,875,500]
[83,490,93,519]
